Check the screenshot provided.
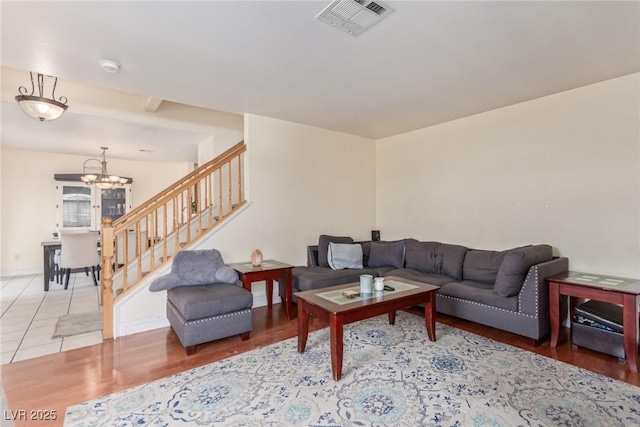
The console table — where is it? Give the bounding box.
[547,271,640,373]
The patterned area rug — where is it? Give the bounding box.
[65,312,640,426]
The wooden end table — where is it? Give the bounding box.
[295,276,438,381]
[229,260,294,319]
[547,271,640,373]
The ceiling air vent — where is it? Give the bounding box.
[316,0,394,37]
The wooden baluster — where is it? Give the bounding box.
[101,217,115,339]
[218,168,223,222]
[186,187,192,244]
[195,181,202,236]
[163,203,168,264]
[122,229,128,293]
[207,169,213,226]
[227,161,232,216]
[173,195,180,253]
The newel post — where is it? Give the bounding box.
[101,216,115,339]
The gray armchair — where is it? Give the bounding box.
[150,249,253,355]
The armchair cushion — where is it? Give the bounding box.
[149,249,239,292]
[150,273,183,292]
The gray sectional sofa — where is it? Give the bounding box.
[287,235,568,342]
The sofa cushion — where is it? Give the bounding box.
[167,283,253,321]
[438,281,517,311]
[462,249,509,284]
[384,268,454,286]
[494,244,553,297]
[318,235,354,267]
[368,240,405,269]
[360,241,372,266]
[294,266,380,291]
[436,244,467,280]
[328,242,363,270]
[404,239,440,274]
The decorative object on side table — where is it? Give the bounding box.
[251,249,263,267]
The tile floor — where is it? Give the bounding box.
[0,272,102,365]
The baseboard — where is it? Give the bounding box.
[117,316,170,337]
[252,294,282,308]
[0,267,41,278]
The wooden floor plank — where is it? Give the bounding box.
[2,305,638,427]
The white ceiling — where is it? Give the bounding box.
[1,1,638,161]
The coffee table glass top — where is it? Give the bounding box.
[295,277,439,313]
[316,279,419,305]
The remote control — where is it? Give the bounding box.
[383,285,395,291]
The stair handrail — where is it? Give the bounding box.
[113,141,246,229]
[100,141,246,339]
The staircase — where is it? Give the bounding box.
[99,141,246,338]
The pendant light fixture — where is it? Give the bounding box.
[81,147,129,189]
[15,72,68,121]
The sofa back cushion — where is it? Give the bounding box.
[318,235,354,267]
[368,240,405,269]
[463,249,510,284]
[404,239,440,274]
[494,244,553,297]
[360,241,372,266]
[436,244,468,280]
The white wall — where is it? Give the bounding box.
[117,114,377,333]
[200,114,377,265]
[0,148,191,275]
[377,73,640,277]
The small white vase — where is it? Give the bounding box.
[251,249,263,267]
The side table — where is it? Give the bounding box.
[547,271,640,373]
[229,260,294,319]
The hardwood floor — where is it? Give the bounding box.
[2,304,638,427]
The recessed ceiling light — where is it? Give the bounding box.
[99,59,121,73]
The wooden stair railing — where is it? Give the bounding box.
[100,141,246,339]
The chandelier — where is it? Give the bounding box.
[15,72,68,121]
[81,147,129,189]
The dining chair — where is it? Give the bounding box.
[59,231,101,289]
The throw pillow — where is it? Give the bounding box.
[327,242,363,270]
[494,245,553,297]
[318,235,354,267]
[367,241,405,269]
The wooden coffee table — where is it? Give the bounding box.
[295,276,439,381]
